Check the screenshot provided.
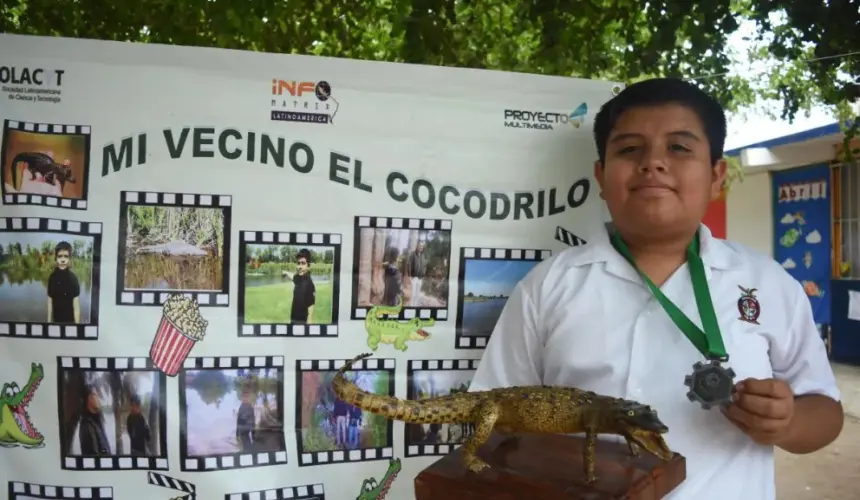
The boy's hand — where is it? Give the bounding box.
[724,378,795,445]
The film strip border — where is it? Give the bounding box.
[148,472,196,498]
[405,358,479,457]
[0,217,102,340]
[57,356,169,471]
[237,230,342,337]
[7,482,113,499]
[1,120,92,210]
[454,246,551,349]
[351,215,453,321]
[555,226,587,247]
[296,357,395,466]
[225,483,325,500]
[179,356,288,472]
[116,190,232,307]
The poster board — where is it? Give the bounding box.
[0,33,618,499]
[772,164,832,324]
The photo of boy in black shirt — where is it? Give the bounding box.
[290,248,316,324]
[126,394,151,456]
[47,241,81,323]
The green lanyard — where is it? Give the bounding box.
[610,230,728,362]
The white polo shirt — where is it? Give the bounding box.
[469,223,840,500]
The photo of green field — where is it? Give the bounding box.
[122,205,226,292]
[242,244,336,324]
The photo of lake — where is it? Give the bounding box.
[0,231,96,324]
[459,259,539,336]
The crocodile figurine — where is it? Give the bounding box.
[356,457,401,500]
[334,353,673,484]
[0,362,45,448]
[365,298,433,352]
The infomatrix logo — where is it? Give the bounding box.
[504,103,588,131]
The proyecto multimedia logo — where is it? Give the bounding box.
[270,79,339,125]
[504,102,588,130]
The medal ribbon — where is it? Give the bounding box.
[610,230,728,361]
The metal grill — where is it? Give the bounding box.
[832,159,860,278]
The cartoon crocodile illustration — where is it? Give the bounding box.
[0,362,45,448]
[365,298,433,352]
[356,457,402,500]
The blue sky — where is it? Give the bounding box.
[464,259,538,297]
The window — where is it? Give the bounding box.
[832,151,860,279]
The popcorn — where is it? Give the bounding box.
[149,294,208,376]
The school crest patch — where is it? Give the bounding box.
[737,285,761,324]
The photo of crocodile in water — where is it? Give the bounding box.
[0,362,44,449]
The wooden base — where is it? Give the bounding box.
[414,433,686,500]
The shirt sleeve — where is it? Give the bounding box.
[770,281,841,401]
[70,272,81,298]
[307,280,316,306]
[469,282,543,391]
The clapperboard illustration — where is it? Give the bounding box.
[148,472,197,500]
[555,226,588,247]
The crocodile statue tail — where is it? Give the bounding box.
[333,353,476,424]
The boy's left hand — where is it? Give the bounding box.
[723,378,795,445]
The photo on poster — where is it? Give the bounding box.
[455,247,550,348]
[146,471,196,499]
[351,216,453,320]
[405,359,478,456]
[0,217,102,340]
[178,356,287,472]
[116,191,232,307]
[295,357,395,466]
[0,362,45,449]
[57,356,168,471]
[7,481,113,500]
[225,483,325,500]
[1,119,92,210]
[238,230,342,337]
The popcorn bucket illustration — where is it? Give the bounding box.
[149,294,207,376]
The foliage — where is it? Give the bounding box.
[126,206,224,254]
[0,238,95,286]
[3,1,856,161]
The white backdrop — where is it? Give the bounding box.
[0,33,619,500]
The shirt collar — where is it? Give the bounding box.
[567,221,744,283]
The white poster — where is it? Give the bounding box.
[0,33,618,500]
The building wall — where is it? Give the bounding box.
[726,170,773,255]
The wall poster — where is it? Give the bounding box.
[0,33,617,499]
[771,163,832,324]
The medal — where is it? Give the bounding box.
[684,360,736,409]
[611,229,735,411]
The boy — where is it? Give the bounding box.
[47,240,81,323]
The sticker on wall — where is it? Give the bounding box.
[455,247,551,349]
[802,281,826,298]
[803,251,813,269]
[237,230,342,337]
[357,458,402,500]
[554,226,587,247]
[116,190,232,307]
[0,217,102,340]
[57,356,168,470]
[149,294,209,377]
[147,471,196,500]
[7,481,113,499]
[779,212,806,225]
[351,216,453,321]
[225,483,325,500]
[780,258,797,270]
[365,298,433,352]
[1,119,92,210]
[0,362,44,448]
[405,360,477,456]
[295,357,395,466]
[178,356,287,472]
[805,229,822,244]
[778,228,803,248]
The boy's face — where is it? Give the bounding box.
[297,258,308,275]
[56,250,71,269]
[130,403,140,414]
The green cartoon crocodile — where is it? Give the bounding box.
[365,298,433,352]
[357,457,402,500]
[0,362,45,448]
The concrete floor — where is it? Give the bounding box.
[775,362,860,500]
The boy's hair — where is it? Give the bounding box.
[296,248,312,264]
[55,241,72,257]
[129,394,141,406]
[593,78,727,166]
[384,247,400,263]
